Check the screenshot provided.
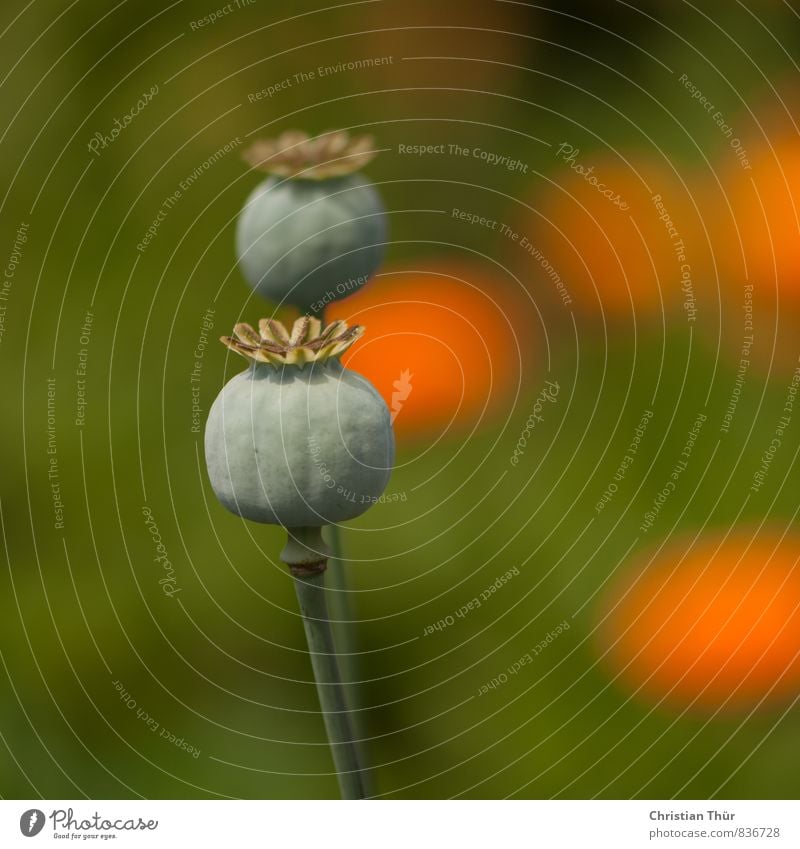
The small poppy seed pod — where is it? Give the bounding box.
[204,316,395,568]
[236,130,387,314]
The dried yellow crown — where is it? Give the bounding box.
[221,316,363,367]
[241,129,378,179]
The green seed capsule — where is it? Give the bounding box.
[236,130,387,314]
[205,317,395,527]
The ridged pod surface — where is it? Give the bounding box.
[235,130,386,313]
[205,317,394,527]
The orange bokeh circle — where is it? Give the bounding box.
[327,263,532,438]
[598,532,800,711]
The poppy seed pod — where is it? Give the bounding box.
[236,130,387,314]
[205,317,395,564]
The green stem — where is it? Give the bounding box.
[282,527,367,799]
[325,524,357,682]
[325,524,376,796]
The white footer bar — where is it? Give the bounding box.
[2,800,797,848]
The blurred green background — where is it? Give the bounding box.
[1,0,799,799]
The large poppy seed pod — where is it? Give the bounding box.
[236,130,387,314]
[205,316,395,567]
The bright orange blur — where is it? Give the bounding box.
[525,155,703,317]
[599,534,800,711]
[716,139,800,305]
[708,138,800,372]
[327,264,530,438]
